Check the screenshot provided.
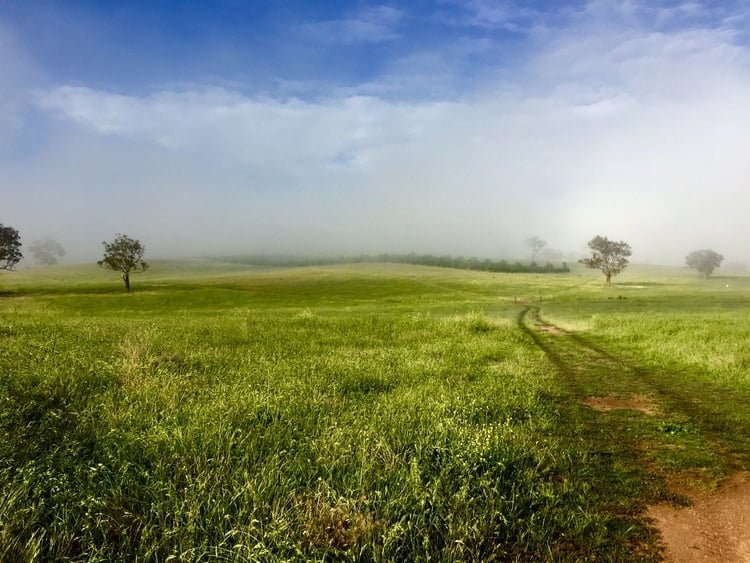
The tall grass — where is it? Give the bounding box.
[2,263,748,560]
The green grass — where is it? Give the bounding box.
[1,262,749,561]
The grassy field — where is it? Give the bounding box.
[1,261,749,561]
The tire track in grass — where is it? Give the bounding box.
[517,305,666,560]
[517,304,672,462]
[564,328,750,466]
[517,306,750,562]
[519,305,750,466]
[517,306,652,402]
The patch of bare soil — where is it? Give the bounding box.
[537,324,567,335]
[581,395,660,415]
[648,472,750,562]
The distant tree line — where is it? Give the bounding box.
[217,253,570,273]
[0,221,739,291]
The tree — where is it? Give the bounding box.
[579,235,632,284]
[29,237,66,266]
[686,249,723,279]
[98,234,148,291]
[0,224,22,271]
[526,236,547,262]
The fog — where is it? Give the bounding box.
[2,2,750,266]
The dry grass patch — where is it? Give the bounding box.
[536,323,568,336]
[118,339,151,386]
[581,394,660,415]
[298,493,380,551]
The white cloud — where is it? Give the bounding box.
[435,0,542,31]
[5,2,750,263]
[297,5,403,44]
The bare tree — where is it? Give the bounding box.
[579,235,632,284]
[98,234,148,291]
[526,236,547,262]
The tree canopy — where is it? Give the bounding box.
[97,234,148,291]
[526,236,547,262]
[29,238,66,266]
[0,224,23,271]
[686,249,723,278]
[579,235,632,283]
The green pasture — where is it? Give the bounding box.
[1,261,748,561]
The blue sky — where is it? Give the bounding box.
[2,1,750,263]
[1,0,555,97]
[5,1,737,97]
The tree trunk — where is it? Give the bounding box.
[123,272,130,291]
[606,272,611,284]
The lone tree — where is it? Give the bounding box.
[29,237,66,266]
[526,236,547,262]
[580,235,632,284]
[686,249,723,279]
[98,234,148,291]
[0,224,22,271]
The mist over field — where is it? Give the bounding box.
[2,2,750,265]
